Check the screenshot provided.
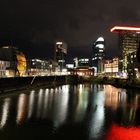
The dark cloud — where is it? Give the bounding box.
[0,0,140,61]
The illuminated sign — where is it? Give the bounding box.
[111,26,140,32]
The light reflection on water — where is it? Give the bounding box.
[27,90,35,119]
[0,98,11,129]
[0,84,140,139]
[74,84,89,122]
[52,85,69,127]
[89,90,105,139]
[36,89,44,118]
[104,85,127,110]
[16,94,28,125]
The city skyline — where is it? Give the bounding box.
[0,0,140,61]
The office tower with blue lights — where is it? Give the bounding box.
[92,37,105,74]
[54,41,67,71]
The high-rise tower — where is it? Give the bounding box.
[92,37,105,74]
[54,41,67,71]
[111,26,140,80]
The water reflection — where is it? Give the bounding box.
[104,85,127,110]
[120,93,140,126]
[0,84,140,140]
[74,84,89,122]
[106,124,140,140]
[89,87,105,139]
[16,94,28,124]
[92,104,104,136]
[36,89,44,118]
[42,89,49,118]
[53,85,69,127]
[0,98,11,128]
[28,90,35,119]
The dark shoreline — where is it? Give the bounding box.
[91,76,140,89]
[0,76,66,94]
[1,75,140,94]
[0,75,85,94]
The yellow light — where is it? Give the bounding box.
[16,52,27,76]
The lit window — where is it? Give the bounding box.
[96,44,104,49]
[99,49,103,52]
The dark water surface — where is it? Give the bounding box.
[0,84,140,140]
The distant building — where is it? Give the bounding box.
[111,26,140,79]
[66,64,74,69]
[68,67,94,77]
[54,41,67,71]
[76,58,90,68]
[69,57,94,76]
[0,60,10,77]
[73,57,90,69]
[0,46,18,77]
[28,59,49,76]
[27,59,60,76]
[73,57,78,68]
[78,58,89,67]
[104,58,119,77]
[48,59,59,75]
[73,57,90,68]
[92,37,105,75]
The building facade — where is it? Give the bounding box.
[0,60,10,77]
[111,26,140,80]
[70,57,93,76]
[68,68,94,77]
[0,46,18,77]
[104,58,119,77]
[28,59,49,76]
[92,37,105,75]
[77,58,90,68]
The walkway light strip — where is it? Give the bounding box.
[110,26,140,32]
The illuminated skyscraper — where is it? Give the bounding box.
[111,26,140,79]
[54,41,67,71]
[92,37,105,74]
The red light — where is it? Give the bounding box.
[106,124,140,140]
[110,26,140,32]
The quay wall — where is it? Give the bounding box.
[0,75,95,93]
[0,75,81,93]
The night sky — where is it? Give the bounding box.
[0,0,140,62]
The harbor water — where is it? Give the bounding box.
[0,84,140,140]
